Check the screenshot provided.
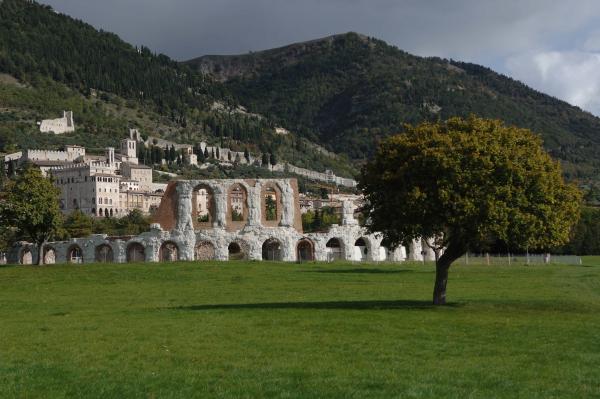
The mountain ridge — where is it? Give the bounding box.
[186,32,600,181]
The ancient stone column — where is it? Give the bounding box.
[247,183,261,227]
[175,182,194,232]
[280,180,295,227]
[213,185,228,228]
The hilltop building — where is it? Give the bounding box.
[39,111,75,134]
[4,135,166,217]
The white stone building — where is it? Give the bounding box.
[39,111,75,134]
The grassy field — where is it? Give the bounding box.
[0,259,599,398]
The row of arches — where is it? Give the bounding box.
[19,237,379,264]
[193,182,283,229]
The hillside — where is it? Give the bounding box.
[187,32,600,181]
[0,0,355,179]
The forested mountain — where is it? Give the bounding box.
[0,0,354,178]
[2,0,600,183]
[188,33,600,181]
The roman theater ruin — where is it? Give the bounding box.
[7,179,434,265]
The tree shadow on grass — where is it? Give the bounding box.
[303,268,414,274]
[171,300,463,311]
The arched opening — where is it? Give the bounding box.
[262,184,282,224]
[228,184,248,223]
[109,209,114,217]
[20,248,33,265]
[326,238,344,262]
[160,241,179,262]
[99,208,103,217]
[95,244,114,263]
[104,208,109,218]
[126,242,145,263]
[194,241,216,261]
[68,245,83,264]
[297,239,314,262]
[354,237,369,261]
[228,241,248,260]
[43,247,56,265]
[193,184,215,228]
[262,238,282,261]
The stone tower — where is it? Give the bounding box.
[121,139,138,165]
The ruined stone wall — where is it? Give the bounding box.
[8,179,414,265]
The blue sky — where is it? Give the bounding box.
[41,0,600,116]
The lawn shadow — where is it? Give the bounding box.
[171,299,463,311]
[303,268,414,275]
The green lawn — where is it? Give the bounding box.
[0,260,599,398]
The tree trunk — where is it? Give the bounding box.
[36,240,46,266]
[433,259,450,305]
[432,242,465,305]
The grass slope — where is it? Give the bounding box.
[1,261,599,398]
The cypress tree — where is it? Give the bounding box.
[204,147,209,159]
[244,148,250,163]
[216,147,221,160]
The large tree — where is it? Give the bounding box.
[360,116,582,305]
[0,166,63,265]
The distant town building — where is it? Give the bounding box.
[39,111,75,134]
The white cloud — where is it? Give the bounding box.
[506,51,600,115]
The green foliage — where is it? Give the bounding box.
[63,210,93,238]
[231,208,244,222]
[265,195,277,221]
[360,116,582,303]
[558,207,600,255]
[0,0,355,179]
[0,165,63,263]
[302,207,341,232]
[361,116,582,253]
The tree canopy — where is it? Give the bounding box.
[0,166,63,264]
[360,116,582,304]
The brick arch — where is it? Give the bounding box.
[159,241,180,262]
[194,240,216,261]
[67,244,83,264]
[43,247,56,265]
[95,244,114,263]
[262,237,283,261]
[126,242,146,263]
[192,183,216,229]
[227,183,249,228]
[297,238,315,262]
[260,182,283,226]
[228,239,249,260]
[325,237,345,262]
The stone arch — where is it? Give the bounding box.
[67,245,83,264]
[261,182,282,226]
[95,244,114,263]
[126,242,145,263]
[43,247,56,265]
[262,238,283,261]
[20,248,33,265]
[194,240,216,261]
[159,241,179,262]
[193,183,215,229]
[228,240,249,260]
[354,237,370,262]
[326,238,344,261]
[297,238,315,262]
[228,183,248,226]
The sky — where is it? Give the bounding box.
[40,0,600,116]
